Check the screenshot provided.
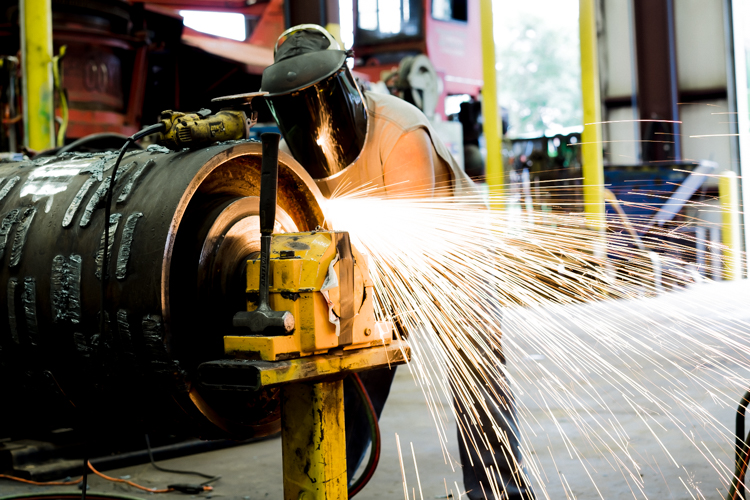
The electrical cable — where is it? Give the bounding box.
[85,461,173,494]
[92,123,165,500]
[347,372,381,498]
[144,434,220,483]
[98,123,165,339]
[728,390,750,500]
[57,133,142,155]
[0,462,210,496]
[0,494,146,500]
[0,475,83,486]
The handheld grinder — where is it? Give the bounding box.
[156,91,268,150]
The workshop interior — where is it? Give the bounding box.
[1,0,750,499]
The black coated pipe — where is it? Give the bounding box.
[0,142,325,440]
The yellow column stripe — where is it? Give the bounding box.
[579,0,605,230]
[20,0,56,151]
[720,170,742,280]
[480,0,504,206]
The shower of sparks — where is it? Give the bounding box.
[323,181,750,499]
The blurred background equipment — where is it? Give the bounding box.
[1,0,750,499]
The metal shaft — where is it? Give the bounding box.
[260,133,280,235]
[0,141,325,439]
[257,132,281,312]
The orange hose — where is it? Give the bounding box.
[0,474,83,486]
[86,461,174,494]
[0,461,206,494]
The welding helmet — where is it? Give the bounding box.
[261,25,368,180]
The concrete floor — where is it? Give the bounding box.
[2,280,749,499]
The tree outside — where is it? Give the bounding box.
[495,0,583,137]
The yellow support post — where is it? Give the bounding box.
[719,170,742,280]
[579,0,605,230]
[20,0,55,151]
[325,23,343,48]
[480,0,503,204]
[281,379,347,500]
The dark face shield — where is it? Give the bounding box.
[265,68,368,180]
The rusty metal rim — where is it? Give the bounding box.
[153,143,327,435]
[159,142,327,344]
[160,142,325,340]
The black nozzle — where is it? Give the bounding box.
[260,133,280,235]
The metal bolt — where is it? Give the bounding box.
[364,328,372,336]
[298,491,310,500]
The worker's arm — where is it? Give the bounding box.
[383,128,450,197]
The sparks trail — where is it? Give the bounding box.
[324,184,750,499]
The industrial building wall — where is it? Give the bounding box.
[599,0,638,165]
[598,0,734,171]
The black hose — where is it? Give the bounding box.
[728,390,750,500]
[144,434,220,484]
[348,373,381,498]
[58,133,144,155]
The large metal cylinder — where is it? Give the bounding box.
[0,142,326,439]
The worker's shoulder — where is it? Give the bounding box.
[365,92,430,134]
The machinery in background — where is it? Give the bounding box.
[350,0,483,172]
[381,54,440,121]
[507,131,584,211]
[0,0,149,146]
[352,0,482,119]
[506,131,723,285]
[0,0,282,153]
[374,54,466,171]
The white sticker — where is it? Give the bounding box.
[321,253,341,336]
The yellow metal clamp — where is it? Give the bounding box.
[217,227,403,500]
[213,134,405,500]
[225,230,390,361]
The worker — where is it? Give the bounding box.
[260,25,534,500]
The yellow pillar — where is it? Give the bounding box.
[325,23,343,47]
[20,0,55,151]
[719,170,742,280]
[281,379,347,500]
[480,0,503,204]
[579,0,605,229]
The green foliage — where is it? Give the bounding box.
[496,5,583,136]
